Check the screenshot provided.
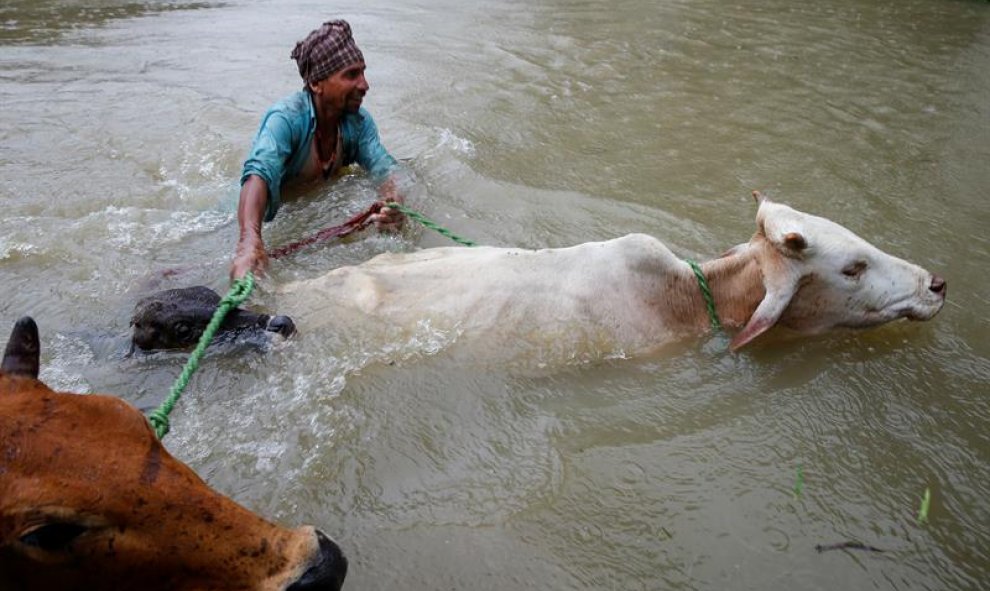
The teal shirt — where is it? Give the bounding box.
[240,90,398,222]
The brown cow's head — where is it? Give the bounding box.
[0,317,345,591]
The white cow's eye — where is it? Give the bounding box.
[842,261,867,278]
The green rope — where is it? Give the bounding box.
[147,273,255,439]
[392,203,478,247]
[685,259,722,331]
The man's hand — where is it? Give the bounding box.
[370,177,405,232]
[230,237,269,281]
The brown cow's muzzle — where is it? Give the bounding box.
[289,531,348,591]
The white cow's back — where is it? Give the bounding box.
[278,234,683,359]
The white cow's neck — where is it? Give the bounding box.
[644,243,765,335]
[697,245,766,331]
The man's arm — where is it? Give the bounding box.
[232,102,301,281]
[230,175,270,280]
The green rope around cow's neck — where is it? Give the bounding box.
[392,203,478,247]
[147,273,255,439]
[685,259,722,331]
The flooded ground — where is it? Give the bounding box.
[2,0,988,589]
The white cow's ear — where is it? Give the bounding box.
[730,258,800,351]
[780,232,807,253]
[763,212,808,259]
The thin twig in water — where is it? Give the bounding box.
[815,541,886,553]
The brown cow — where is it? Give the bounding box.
[0,317,346,591]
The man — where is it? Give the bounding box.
[230,19,404,280]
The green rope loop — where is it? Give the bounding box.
[391,203,478,247]
[148,273,255,439]
[685,259,722,331]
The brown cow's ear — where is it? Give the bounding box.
[2,317,40,380]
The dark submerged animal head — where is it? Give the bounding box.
[130,286,296,352]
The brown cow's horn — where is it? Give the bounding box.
[2,316,40,379]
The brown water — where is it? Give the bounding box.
[2,0,989,589]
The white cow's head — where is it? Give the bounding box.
[730,193,946,350]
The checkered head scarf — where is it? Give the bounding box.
[291,20,365,85]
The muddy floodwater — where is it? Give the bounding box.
[2,0,988,589]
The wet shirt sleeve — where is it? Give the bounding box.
[240,110,297,222]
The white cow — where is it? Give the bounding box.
[277,193,945,358]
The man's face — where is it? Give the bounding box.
[311,61,369,114]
